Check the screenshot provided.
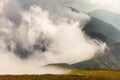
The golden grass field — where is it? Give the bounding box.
[0,70,120,80]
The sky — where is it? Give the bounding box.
[64,0,120,13]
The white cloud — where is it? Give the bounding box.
[0,0,107,74]
[67,0,120,13]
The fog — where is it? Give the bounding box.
[68,0,120,13]
[0,0,107,74]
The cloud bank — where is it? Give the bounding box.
[68,0,120,13]
[0,0,107,74]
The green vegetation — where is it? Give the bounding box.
[0,70,120,80]
[69,69,120,80]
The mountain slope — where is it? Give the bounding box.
[89,9,120,30]
[83,17,120,43]
[86,32,114,43]
[72,43,120,70]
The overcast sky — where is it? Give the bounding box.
[63,0,120,13]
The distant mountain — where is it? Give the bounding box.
[71,43,120,70]
[68,7,120,43]
[86,32,114,43]
[89,9,120,30]
[83,17,120,44]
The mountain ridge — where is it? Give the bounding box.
[89,9,120,30]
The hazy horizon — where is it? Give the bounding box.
[63,0,120,13]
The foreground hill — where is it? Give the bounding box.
[0,70,120,80]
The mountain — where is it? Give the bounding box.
[68,7,120,43]
[89,9,120,30]
[86,32,114,43]
[79,16,120,69]
[68,8,120,70]
[66,7,120,70]
[71,43,120,70]
[83,17,120,44]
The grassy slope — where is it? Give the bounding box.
[69,69,120,80]
[0,70,120,80]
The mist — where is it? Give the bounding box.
[67,0,120,13]
[0,0,107,74]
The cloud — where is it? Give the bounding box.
[68,0,120,13]
[0,0,107,74]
